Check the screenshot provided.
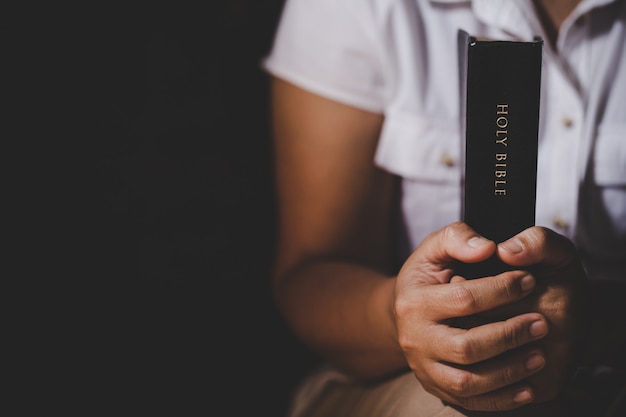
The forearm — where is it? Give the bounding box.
[274,259,407,381]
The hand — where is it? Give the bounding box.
[495,226,586,404]
[393,222,551,411]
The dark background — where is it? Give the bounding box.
[16,4,623,416]
[14,2,318,415]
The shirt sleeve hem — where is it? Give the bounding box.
[261,58,385,114]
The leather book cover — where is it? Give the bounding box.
[457,30,543,279]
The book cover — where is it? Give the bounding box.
[457,30,543,279]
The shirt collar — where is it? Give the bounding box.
[427,0,535,39]
[429,0,618,5]
[430,0,620,40]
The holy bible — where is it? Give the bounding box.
[457,30,543,279]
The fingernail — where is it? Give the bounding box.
[513,388,533,404]
[530,320,548,337]
[525,353,545,371]
[520,275,535,292]
[468,236,490,248]
[501,239,523,254]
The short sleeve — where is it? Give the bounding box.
[262,0,387,113]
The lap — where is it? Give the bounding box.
[287,366,567,417]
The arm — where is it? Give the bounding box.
[270,76,403,378]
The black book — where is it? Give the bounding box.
[457,30,543,279]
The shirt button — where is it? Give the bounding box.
[553,216,570,231]
[561,117,574,128]
[440,153,455,167]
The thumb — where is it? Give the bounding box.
[402,222,497,285]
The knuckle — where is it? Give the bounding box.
[460,396,488,412]
[527,225,549,242]
[521,226,551,249]
[396,331,412,351]
[444,222,464,238]
[450,335,477,364]
[523,226,578,264]
[451,285,479,315]
[448,370,472,396]
[500,274,522,299]
[442,222,471,245]
[502,322,523,349]
[394,295,412,316]
[512,227,546,257]
[490,398,513,412]
[501,364,518,386]
[441,224,454,240]
[484,398,502,412]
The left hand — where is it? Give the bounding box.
[484,226,586,403]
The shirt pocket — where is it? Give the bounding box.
[374,110,462,250]
[375,111,461,183]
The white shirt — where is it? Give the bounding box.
[263,0,626,281]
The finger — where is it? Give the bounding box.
[413,271,536,321]
[404,222,496,284]
[450,275,466,284]
[497,226,578,268]
[431,348,545,400]
[434,312,548,365]
[452,381,536,411]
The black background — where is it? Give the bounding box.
[11,2,318,415]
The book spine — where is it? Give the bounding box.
[458,30,542,279]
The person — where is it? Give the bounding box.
[262,0,626,416]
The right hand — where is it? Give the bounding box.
[393,222,549,411]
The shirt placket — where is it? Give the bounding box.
[536,62,585,238]
[535,10,591,239]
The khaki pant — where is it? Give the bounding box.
[287,366,568,417]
